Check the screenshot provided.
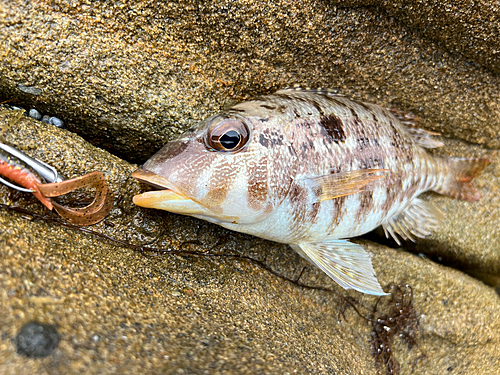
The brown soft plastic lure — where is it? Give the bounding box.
[0,145,113,225]
[37,171,113,225]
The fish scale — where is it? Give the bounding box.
[132,88,490,295]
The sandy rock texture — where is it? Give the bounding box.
[0,0,499,373]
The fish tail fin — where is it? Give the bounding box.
[435,157,491,201]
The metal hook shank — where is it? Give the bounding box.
[0,142,66,183]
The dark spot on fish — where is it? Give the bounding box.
[382,175,403,213]
[278,105,287,113]
[271,134,284,146]
[231,108,247,113]
[289,184,307,203]
[319,115,346,143]
[293,108,301,118]
[308,99,325,116]
[330,166,342,174]
[350,108,359,118]
[357,137,370,148]
[360,157,385,169]
[259,134,269,148]
[260,104,276,110]
[247,157,268,211]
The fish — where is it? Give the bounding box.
[132,87,491,295]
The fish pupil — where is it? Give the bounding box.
[220,130,240,149]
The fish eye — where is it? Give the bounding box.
[206,117,250,152]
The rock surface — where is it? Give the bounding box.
[1,0,500,162]
[0,0,499,373]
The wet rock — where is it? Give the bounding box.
[335,0,500,74]
[1,1,500,163]
[0,0,499,372]
[28,109,42,120]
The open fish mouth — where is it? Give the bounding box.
[131,168,205,215]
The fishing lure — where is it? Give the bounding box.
[0,142,113,226]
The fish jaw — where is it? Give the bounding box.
[132,168,207,215]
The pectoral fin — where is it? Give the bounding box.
[291,240,388,295]
[308,169,389,202]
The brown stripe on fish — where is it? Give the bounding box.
[390,128,415,162]
[320,94,346,109]
[247,157,268,211]
[381,173,404,214]
[327,195,347,233]
[307,98,326,117]
[355,190,375,221]
[288,184,309,234]
[351,99,379,122]
[288,183,321,235]
[307,201,321,224]
[318,115,346,143]
[204,160,238,211]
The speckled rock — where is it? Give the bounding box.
[333,0,500,74]
[1,0,500,163]
[1,0,500,373]
[0,107,499,373]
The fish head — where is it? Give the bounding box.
[132,107,298,225]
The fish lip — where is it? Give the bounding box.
[131,168,186,198]
[132,168,210,215]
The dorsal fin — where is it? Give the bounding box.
[388,108,444,149]
[276,86,345,97]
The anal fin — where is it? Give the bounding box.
[382,198,444,246]
[291,240,387,295]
